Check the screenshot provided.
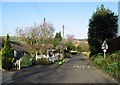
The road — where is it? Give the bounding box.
[2,54,120,84]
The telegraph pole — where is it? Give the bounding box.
[63,25,64,42]
[43,18,46,39]
[44,18,45,24]
[62,25,64,53]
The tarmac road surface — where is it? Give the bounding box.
[1,54,120,85]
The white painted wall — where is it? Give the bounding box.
[14,50,17,57]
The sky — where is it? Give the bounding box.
[0,2,119,39]
[118,1,120,36]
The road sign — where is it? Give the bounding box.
[101,41,108,50]
[103,49,107,52]
[101,40,108,59]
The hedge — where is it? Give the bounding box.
[92,51,120,80]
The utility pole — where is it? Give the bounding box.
[62,25,64,53]
[44,18,45,25]
[43,18,46,39]
[63,25,64,42]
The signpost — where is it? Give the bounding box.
[101,40,108,59]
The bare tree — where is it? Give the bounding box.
[40,19,55,38]
[66,34,75,41]
[16,18,55,54]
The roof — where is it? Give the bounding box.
[11,41,24,52]
[11,41,29,53]
[0,38,4,50]
[0,38,29,53]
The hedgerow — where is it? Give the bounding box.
[92,50,120,80]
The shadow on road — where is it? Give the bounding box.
[78,59,87,61]
[11,64,61,83]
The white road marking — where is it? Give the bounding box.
[82,66,84,68]
[73,65,92,69]
[88,66,90,68]
[112,79,114,81]
[73,66,76,68]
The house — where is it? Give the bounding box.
[35,49,60,63]
[0,37,29,55]
[0,38,4,51]
[11,41,29,59]
[0,37,29,69]
[0,38,29,57]
[0,38,4,69]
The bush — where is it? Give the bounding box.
[85,52,90,57]
[65,41,75,51]
[1,34,15,70]
[107,37,120,52]
[106,61,120,77]
[32,56,36,65]
[92,51,120,79]
[20,54,34,67]
[64,53,71,58]
[93,53,104,66]
[37,58,51,65]
[79,43,89,52]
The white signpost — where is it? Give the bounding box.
[101,41,108,59]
